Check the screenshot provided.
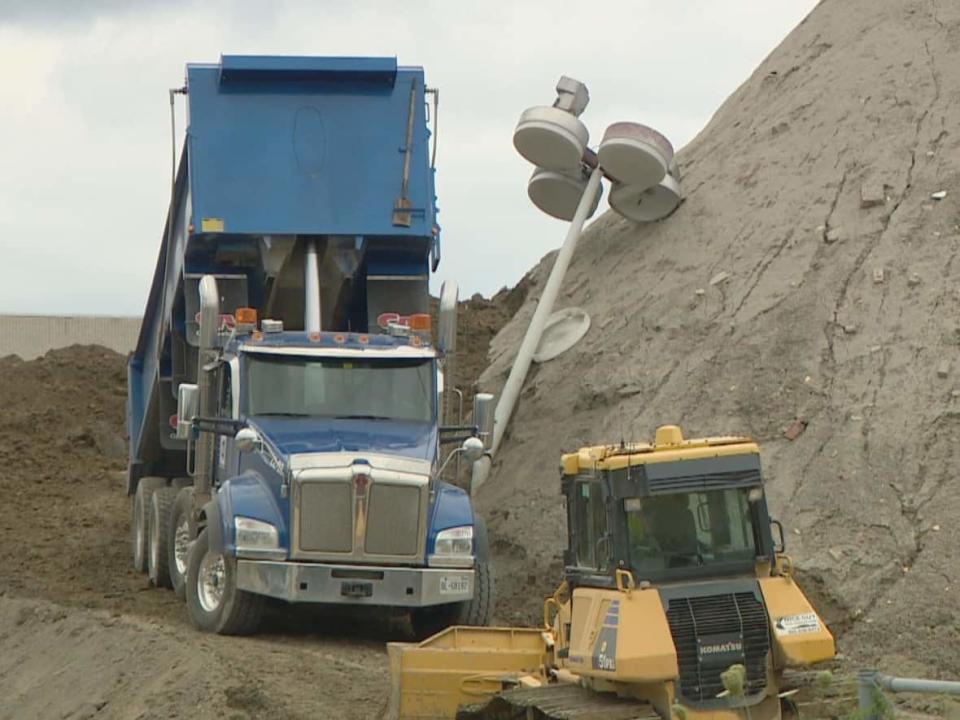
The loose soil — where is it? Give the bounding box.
[477,0,960,686]
[0,347,395,719]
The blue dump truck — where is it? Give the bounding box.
[127,55,495,635]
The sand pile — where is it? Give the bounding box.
[478,0,960,674]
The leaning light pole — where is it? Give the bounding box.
[471,76,682,493]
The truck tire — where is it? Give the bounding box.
[148,486,177,588]
[167,486,195,600]
[411,517,495,640]
[186,528,265,635]
[131,477,167,573]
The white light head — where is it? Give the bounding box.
[598,122,673,188]
[513,76,591,172]
[527,165,600,221]
[608,172,683,223]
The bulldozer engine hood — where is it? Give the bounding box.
[565,576,833,710]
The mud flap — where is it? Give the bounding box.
[204,499,224,555]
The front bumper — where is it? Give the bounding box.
[235,560,474,606]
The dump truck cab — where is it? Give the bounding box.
[189,327,479,610]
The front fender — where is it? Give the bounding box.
[213,472,288,557]
[426,481,475,555]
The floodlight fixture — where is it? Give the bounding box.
[597,122,673,188]
[513,76,590,172]
[608,172,683,222]
[514,77,681,224]
[527,165,601,221]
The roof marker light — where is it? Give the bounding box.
[235,307,258,325]
[409,313,431,331]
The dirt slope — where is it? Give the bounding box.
[478,0,960,674]
[0,347,390,718]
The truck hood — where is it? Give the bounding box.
[250,417,437,462]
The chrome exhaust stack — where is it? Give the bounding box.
[194,274,220,502]
[304,238,322,333]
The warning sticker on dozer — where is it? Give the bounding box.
[774,612,821,636]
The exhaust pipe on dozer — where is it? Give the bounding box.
[194,274,220,502]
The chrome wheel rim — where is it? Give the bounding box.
[174,517,191,577]
[198,551,226,613]
[133,500,145,567]
[149,505,160,575]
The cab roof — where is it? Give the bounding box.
[229,330,436,358]
[562,425,759,475]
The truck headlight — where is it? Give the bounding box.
[234,517,279,551]
[434,525,473,557]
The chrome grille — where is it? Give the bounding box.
[365,484,420,556]
[298,481,353,553]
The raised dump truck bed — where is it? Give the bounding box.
[126,55,493,637]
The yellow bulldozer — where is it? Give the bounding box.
[388,425,835,720]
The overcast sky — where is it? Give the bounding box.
[0,0,817,316]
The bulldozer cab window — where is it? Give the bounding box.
[571,479,609,570]
[625,489,756,575]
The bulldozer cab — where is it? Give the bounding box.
[562,425,776,589]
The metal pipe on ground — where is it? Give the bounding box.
[471,167,603,493]
[859,670,960,720]
[194,274,220,503]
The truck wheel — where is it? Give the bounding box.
[411,517,495,639]
[148,486,177,588]
[186,528,265,635]
[131,477,167,573]
[167,486,195,600]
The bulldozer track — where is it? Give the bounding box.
[456,683,660,720]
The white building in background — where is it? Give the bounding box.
[0,315,141,360]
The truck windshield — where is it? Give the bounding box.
[244,354,434,423]
[625,488,757,574]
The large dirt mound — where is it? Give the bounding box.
[478,0,960,673]
[0,346,137,608]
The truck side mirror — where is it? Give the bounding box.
[438,281,458,353]
[472,393,496,449]
[461,436,484,464]
[235,427,260,453]
[176,383,199,440]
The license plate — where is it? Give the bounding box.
[340,581,373,598]
[439,574,471,595]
